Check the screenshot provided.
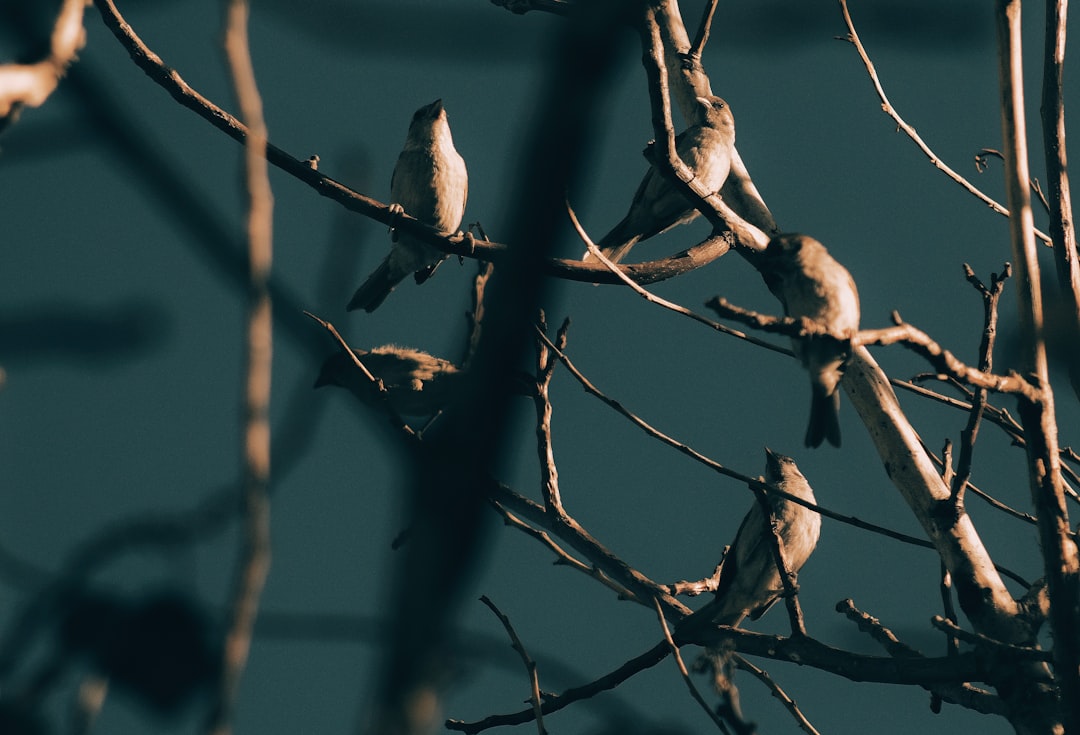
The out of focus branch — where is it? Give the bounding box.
[206,2,273,733]
[0,0,88,123]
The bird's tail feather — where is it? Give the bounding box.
[347,258,403,313]
[582,218,639,264]
[805,388,841,448]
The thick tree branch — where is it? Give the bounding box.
[1040,0,1080,401]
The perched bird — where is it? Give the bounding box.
[347,99,468,312]
[701,448,821,627]
[585,96,736,264]
[315,345,537,420]
[315,345,464,417]
[759,233,860,448]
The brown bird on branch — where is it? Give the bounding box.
[759,234,860,448]
[347,99,468,312]
[316,345,536,417]
[315,345,464,417]
[700,448,821,626]
[584,95,736,264]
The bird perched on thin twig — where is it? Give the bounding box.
[315,345,537,417]
[347,99,468,312]
[759,233,860,448]
[584,96,736,264]
[699,448,821,627]
[315,345,464,417]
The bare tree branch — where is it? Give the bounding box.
[733,655,820,735]
[206,2,273,733]
[653,597,732,733]
[837,0,1052,246]
[995,4,1080,729]
[479,597,548,735]
[0,0,88,121]
[1040,0,1080,401]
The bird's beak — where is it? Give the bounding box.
[764,446,783,474]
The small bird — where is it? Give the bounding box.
[347,99,468,312]
[585,96,736,264]
[701,448,821,627]
[759,233,860,448]
[314,345,464,417]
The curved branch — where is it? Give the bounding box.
[837,0,1052,246]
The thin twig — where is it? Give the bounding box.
[445,640,673,733]
[835,599,924,659]
[534,314,567,514]
[302,311,419,438]
[733,655,820,735]
[936,563,960,714]
[974,149,1051,211]
[490,501,638,601]
[861,316,1040,402]
[568,203,786,356]
[688,0,721,61]
[479,596,548,735]
[750,485,807,637]
[653,597,731,732]
[952,264,1010,501]
[668,558,725,597]
[836,600,1006,715]
[461,257,495,370]
[836,0,1052,246]
[930,616,1052,662]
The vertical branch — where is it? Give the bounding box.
[651,0,778,234]
[479,597,547,735]
[208,1,273,733]
[1040,0,1080,401]
[995,2,1079,729]
[687,0,720,62]
[534,314,569,515]
[952,264,1010,501]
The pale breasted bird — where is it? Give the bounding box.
[759,233,860,448]
[347,99,468,312]
[701,448,821,627]
[315,345,464,417]
[585,96,736,264]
